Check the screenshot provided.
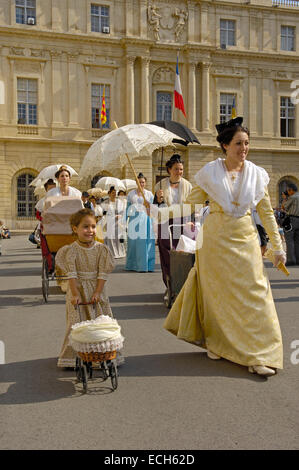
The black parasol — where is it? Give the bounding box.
[148,120,200,187]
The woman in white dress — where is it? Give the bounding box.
[101,186,126,259]
[45,165,82,199]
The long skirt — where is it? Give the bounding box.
[164,210,283,369]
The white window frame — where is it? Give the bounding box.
[280,96,295,138]
[17,77,38,125]
[156,91,172,120]
[16,172,36,218]
[91,83,110,129]
[15,0,36,25]
[90,3,110,33]
[220,19,236,47]
[281,25,295,52]
[220,93,236,123]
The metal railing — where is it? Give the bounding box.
[272,0,299,7]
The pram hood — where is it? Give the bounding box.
[42,196,83,234]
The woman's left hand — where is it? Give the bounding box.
[91,292,101,304]
[274,253,287,268]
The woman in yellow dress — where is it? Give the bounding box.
[163,117,286,377]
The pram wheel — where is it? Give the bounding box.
[75,357,88,393]
[108,361,118,390]
[42,258,49,303]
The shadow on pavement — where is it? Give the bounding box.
[0,358,77,404]
[120,352,266,382]
[0,357,120,403]
[112,303,167,320]
[110,293,163,304]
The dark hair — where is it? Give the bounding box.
[44,178,56,190]
[166,154,183,174]
[118,190,126,196]
[55,165,71,179]
[70,208,96,232]
[137,172,147,181]
[287,183,298,192]
[216,126,250,154]
[82,191,89,197]
[108,186,116,194]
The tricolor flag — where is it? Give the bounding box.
[174,55,186,118]
[100,87,107,125]
[231,96,237,119]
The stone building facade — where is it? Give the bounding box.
[0,0,298,228]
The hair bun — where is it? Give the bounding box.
[137,172,144,178]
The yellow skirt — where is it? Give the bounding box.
[164,210,283,369]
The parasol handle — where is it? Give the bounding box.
[113,121,149,208]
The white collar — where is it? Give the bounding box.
[194,158,269,217]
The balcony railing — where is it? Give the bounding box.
[273,0,299,7]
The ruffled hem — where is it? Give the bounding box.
[69,336,124,353]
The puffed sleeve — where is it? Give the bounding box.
[184,185,208,212]
[256,190,283,252]
[55,243,78,278]
[97,244,115,280]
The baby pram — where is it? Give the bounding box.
[70,303,124,393]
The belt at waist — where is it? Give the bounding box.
[77,271,97,280]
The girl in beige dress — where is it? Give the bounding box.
[55,208,115,368]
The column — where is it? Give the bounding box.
[187,1,196,43]
[248,70,257,135]
[188,61,197,129]
[140,0,148,38]
[51,50,63,126]
[200,5,209,44]
[201,62,210,132]
[68,52,79,126]
[126,56,135,124]
[126,0,134,36]
[141,56,150,123]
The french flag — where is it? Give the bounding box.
[174,55,186,118]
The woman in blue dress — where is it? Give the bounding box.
[125,173,156,272]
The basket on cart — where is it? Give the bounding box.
[40,196,83,302]
[70,304,124,393]
[164,224,196,309]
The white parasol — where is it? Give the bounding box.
[30,164,78,186]
[121,179,137,191]
[79,123,180,204]
[95,177,126,192]
[87,188,108,198]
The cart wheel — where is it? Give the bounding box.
[109,362,118,390]
[42,258,49,303]
[164,277,172,308]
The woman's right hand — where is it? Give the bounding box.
[71,295,82,306]
[156,189,164,203]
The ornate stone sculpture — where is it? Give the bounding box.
[147,3,162,40]
[173,8,188,41]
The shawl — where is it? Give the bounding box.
[194,158,269,218]
[154,177,192,207]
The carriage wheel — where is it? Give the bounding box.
[42,258,49,303]
[109,362,118,391]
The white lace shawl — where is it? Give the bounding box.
[194,158,269,218]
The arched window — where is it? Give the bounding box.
[17,173,36,217]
